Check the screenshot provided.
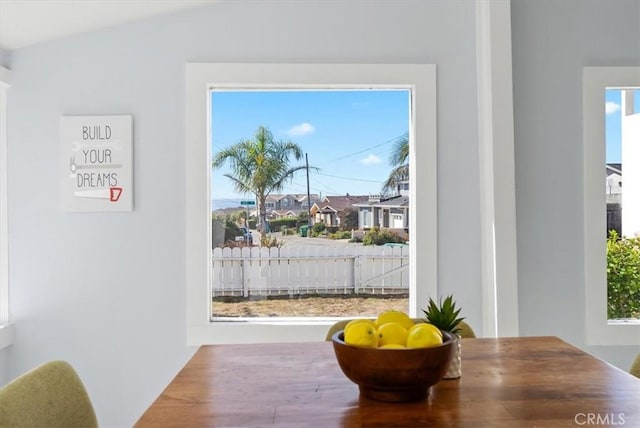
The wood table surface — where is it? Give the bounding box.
[135,336,640,427]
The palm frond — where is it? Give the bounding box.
[389,133,409,167]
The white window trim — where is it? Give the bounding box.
[583,66,640,346]
[186,63,437,345]
[0,66,14,350]
[475,0,519,338]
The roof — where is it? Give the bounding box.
[606,163,622,175]
[317,195,369,212]
[270,209,306,218]
[352,195,409,208]
[265,193,320,203]
[375,195,409,207]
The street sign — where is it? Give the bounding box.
[240,200,255,206]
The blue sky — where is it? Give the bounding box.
[606,88,640,163]
[211,90,409,208]
[210,88,637,209]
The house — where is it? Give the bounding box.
[262,193,320,220]
[354,194,410,231]
[0,1,638,426]
[606,163,622,236]
[269,208,306,220]
[608,86,640,240]
[310,195,368,227]
[354,179,410,231]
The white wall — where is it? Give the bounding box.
[4,0,639,425]
[511,0,640,369]
[3,1,481,426]
[0,50,9,69]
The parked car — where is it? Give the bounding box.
[238,227,253,245]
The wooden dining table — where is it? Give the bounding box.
[135,336,640,427]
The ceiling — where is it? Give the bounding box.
[0,0,217,50]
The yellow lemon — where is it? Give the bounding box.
[377,322,408,347]
[344,319,376,337]
[379,343,406,349]
[406,323,443,348]
[344,322,378,348]
[408,322,443,339]
[375,310,414,330]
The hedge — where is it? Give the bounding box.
[607,231,640,319]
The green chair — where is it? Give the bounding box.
[413,318,476,338]
[325,319,353,341]
[630,354,640,378]
[456,320,477,338]
[0,360,98,428]
[325,318,477,341]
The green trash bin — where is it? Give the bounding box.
[299,225,309,237]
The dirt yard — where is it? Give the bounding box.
[212,295,409,318]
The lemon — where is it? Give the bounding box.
[344,319,376,337]
[375,310,414,330]
[406,323,443,348]
[379,343,406,349]
[344,322,378,348]
[408,322,442,339]
[377,322,408,347]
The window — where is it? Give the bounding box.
[186,63,436,345]
[605,88,640,324]
[210,89,410,320]
[0,66,13,349]
[362,209,371,228]
[584,66,640,346]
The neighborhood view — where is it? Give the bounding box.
[207,88,640,322]
[210,90,411,319]
[605,88,640,321]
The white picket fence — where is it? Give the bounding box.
[211,245,409,297]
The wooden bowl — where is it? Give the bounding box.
[332,330,456,402]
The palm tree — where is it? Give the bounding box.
[212,126,306,232]
[382,133,409,195]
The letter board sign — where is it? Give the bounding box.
[59,115,133,212]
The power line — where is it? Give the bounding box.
[308,177,342,196]
[315,133,406,167]
[290,179,339,197]
[315,171,384,184]
[280,179,333,197]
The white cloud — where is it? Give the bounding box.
[606,101,621,115]
[360,154,381,165]
[286,122,315,137]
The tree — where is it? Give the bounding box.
[340,207,359,230]
[212,126,306,232]
[382,133,409,195]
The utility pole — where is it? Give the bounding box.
[306,153,312,237]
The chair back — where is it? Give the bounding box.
[325,319,352,341]
[631,354,640,378]
[457,320,476,338]
[0,360,98,428]
[414,318,476,338]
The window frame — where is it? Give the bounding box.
[185,63,437,345]
[583,66,640,346]
[0,66,14,350]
